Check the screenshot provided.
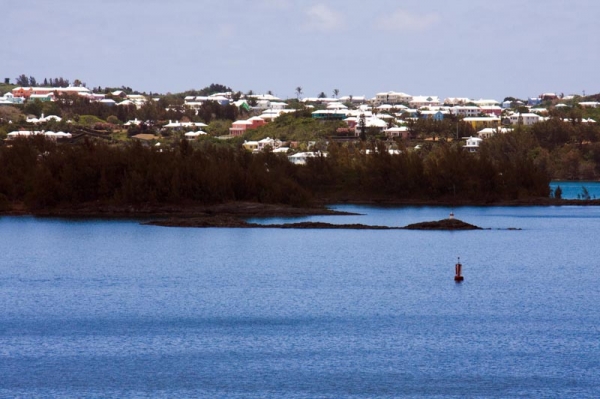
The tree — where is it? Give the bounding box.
[581,186,591,200]
[358,114,367,141]
[554,185,562,199]
[24,100,43,117]
[16,74,29,86]
[295,86,303,100]
[333,88,339,98]
[318,91,326,99]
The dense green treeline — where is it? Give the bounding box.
[299,132,549,202]
[0,131,550,211]
[0,137,311,210]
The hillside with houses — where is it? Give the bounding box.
[1,77,600,211]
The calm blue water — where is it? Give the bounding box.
[550,181,600,199]
[1,206,600,398]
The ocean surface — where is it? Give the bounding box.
[1,205,600,398]
[550,180,600,199]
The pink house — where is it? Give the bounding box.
[480,106,502,116]
[229,116,266,136]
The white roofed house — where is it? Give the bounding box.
[117,99,135,107]
[124,118,142,126]
[477,127,512,139]
[444,97,471,106]
[352,115,389,136]
[258,137,280,150]
[472,99,500,107]
[99,98,117,106]
[163,120,208,130]
[111,90,127,98]
[25,114,62,124]
[464,136,483,152]
[12,86,92,100]
[373,91,412,106]
[579,102,600,108]
[126,94,147,108]
[509,113,542,126]
[409,96,441,108]
[450,106,481,117]
[242,140,259,152]
[0,92,25,105]
[7,130,71,140]
[339,95,366,104]
[288,151,326,165]
[184,130,207,139]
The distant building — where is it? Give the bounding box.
[409,96,441,108]
[471,99,500,107]
[311,109,349,120]
[450,106,481,117]
[12,86,92,99]
[444,97,471,106]
[288,152,325,165]
[463,136,483,152]
[229,116,266,136]
[384,126,410,139]
[477,127,512,139]
[479,106,502,117]
[463,116,501,130]
[0,92,24,105]
[373,91,412,106]
[509,113,542,126]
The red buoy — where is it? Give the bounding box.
[454,257,464,282]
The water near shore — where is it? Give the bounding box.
[1,206,600,398]
[550,180,600,199]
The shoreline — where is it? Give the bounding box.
[142,217,485,230]
[0,198,588,230]
[2,197,600,219]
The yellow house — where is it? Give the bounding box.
[463,116,500,130]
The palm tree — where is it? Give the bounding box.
[333,88,339,98]
[295,86,303,100]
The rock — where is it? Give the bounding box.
[402,218,482,230]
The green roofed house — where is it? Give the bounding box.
[311,109,349,120]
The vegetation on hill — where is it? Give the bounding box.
[2,77,600,205]
[244,110,346,142]
[0,130,550,213]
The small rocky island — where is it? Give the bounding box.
[402,218,482,230]
[145,215,483,230]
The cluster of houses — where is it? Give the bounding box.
[7,130,72,140]
[0,86,149,108]
[233,90,597,153]
[2,84,598,154]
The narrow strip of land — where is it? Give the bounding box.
[143,215,483,230]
